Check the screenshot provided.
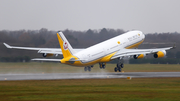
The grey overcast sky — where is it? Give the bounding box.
[0,0,180,33]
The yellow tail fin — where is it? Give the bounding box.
[57,32,76,58]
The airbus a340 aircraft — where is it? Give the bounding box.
[4,30,174,72]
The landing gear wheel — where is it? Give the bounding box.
[114,57,124,72]
[102,64,105,69]
[117,64,120,67]
[99,63,102,69]
[118,67,121,72]
[114,67,117,72]
[88,67,91,71]
[84,67,88,71]
[120,64,124,68]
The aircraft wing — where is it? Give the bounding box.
[111,46,174,59]
[32,58,61,62]
[3,43,84,55]
[31,58,86,63]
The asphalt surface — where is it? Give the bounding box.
[0,72,180,81]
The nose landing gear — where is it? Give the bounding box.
[99,63,106,69]
[84,65,93,71]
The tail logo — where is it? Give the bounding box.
[63,41,68,50]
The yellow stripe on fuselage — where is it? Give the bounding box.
[72,58,102,67]
[62,52,117,67]
[99,52,117,63]
[125,39,144,49]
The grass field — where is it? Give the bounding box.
[0,62,180,74]
[0,63,180,100]
[0,78,180,101]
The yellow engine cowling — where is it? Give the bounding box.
[134,54,146,59]
[154,50,166,58]
[43,53,54,57]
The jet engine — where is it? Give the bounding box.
[154,50,166,58]
[134,54,146,59]
[42,53,54,57]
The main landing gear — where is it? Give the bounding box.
[114,58,124,72]
[84,66,93,71]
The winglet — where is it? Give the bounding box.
[172,44,176,49]
[3,43,12,48]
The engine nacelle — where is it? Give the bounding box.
[42,53,54,57]
[134,54,146,59]
[154,50,166,58]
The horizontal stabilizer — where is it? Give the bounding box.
[32,58,61,62]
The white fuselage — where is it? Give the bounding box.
[74,30,145,64]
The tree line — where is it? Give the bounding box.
[0,28,180,63]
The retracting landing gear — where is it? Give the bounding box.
[114,58,124,72]
[99,63,106,69]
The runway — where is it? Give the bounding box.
[0,72,180,81]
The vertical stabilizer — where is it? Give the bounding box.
[57,32,76,58]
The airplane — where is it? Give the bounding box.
[3,30,175,72]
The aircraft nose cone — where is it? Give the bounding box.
[143,34,145,39]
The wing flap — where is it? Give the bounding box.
[38,50,62,54]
